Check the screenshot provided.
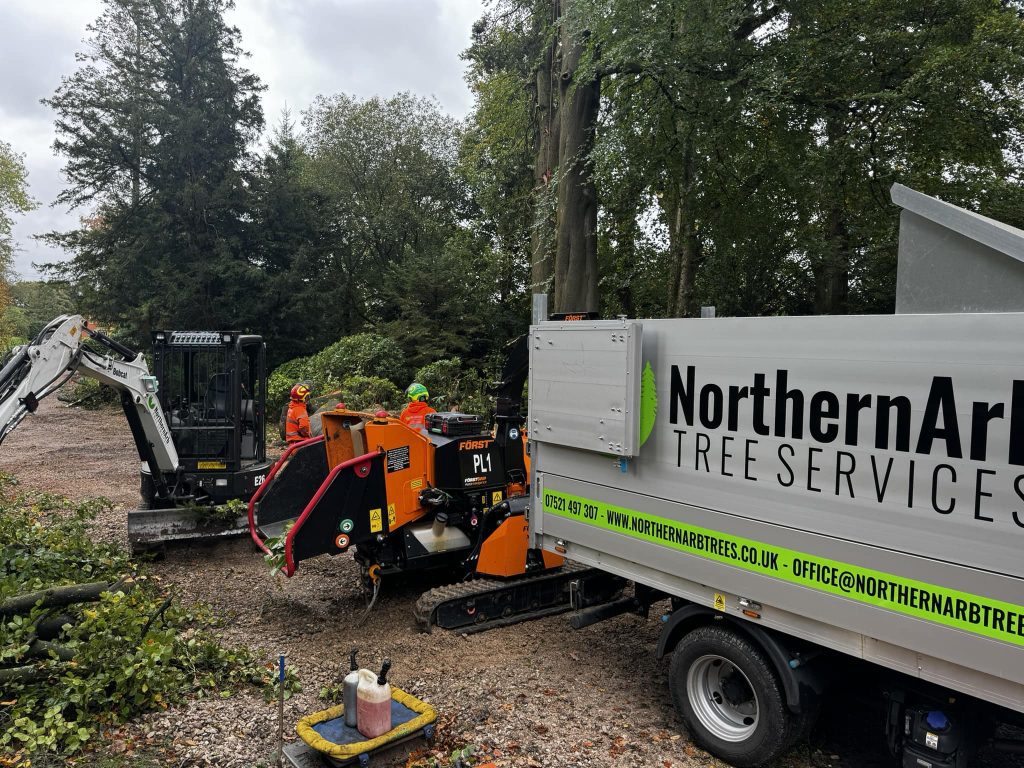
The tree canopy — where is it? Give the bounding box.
[43,0,264,339]
[0,139,36,345]
[19,0,1024,398]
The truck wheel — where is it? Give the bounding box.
[670,624,790,767]
[783,697,820,748]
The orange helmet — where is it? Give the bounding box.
[290,383,311,403]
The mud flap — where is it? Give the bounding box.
[284,452,388,575]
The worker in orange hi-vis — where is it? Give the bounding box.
[399,382,435,429]
[285,384,312,443]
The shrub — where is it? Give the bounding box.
[267,332,407,414]
[338,375,402,412]
[266,356,315,416]
[0,477,296,759]
[312,333,405,384]
[414,357,490,416]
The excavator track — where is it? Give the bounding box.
[413,562,624,634]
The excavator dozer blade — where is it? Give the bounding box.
[127,508,249,553]
[249,436,330,542]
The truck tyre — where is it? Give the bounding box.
[670,624,790,767]
[783,697,820,749]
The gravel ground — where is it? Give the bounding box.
[2,398,1020,768]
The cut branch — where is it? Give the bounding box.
[0,579,124,618]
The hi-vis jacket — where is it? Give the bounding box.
[400,400,435,429]
[286,401,311,443]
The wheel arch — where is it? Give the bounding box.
[657,604,823,714]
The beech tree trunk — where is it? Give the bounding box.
[814,115,850,314]
[0,580,120,618]
[666,132,700,317]
[553,2,600,315]
[530,1,560,299]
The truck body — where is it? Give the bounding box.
[528,186,1024,766]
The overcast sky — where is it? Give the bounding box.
[1,0,484,280]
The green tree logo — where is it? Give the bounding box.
[639,361,657,447]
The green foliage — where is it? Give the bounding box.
[262,520,294,577]
[56,376,120,409]
[473,0,1024,318]
[267,332,406,415]
[269,344,499,419]
[266,356,313,417]
[337,376,402,413]
[319,681,344,703]
[43,0,265,345]
[0,139,35,273]
[313,334,406,385]
[0,139,37,349]
[7,281,74,341]
[0,476,292,759]
[193,497,247,525]
[414,357,490,416]
[246,113,328,365]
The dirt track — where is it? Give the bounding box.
[1,399,1019,768]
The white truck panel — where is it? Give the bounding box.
[530,312,1024,712]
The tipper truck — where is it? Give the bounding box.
[527,185,1024,767]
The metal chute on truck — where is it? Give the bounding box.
[527,185,1024,766]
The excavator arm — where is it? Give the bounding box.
[0,315,180,492]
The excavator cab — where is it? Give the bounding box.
[0,315,279,550]
[146,331,271,505]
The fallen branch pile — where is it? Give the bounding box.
[0,475,291,761]
[0,578,128,685]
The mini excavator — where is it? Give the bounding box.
[249,336,623,631]
[0,315,272,549]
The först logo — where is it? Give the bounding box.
[459,439,493,451]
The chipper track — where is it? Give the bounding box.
[414,562,624,634]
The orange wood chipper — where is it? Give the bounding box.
[248,337,622,632]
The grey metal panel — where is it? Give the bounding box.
[529,311,1024,710]
[537,529,1024,713]
[536,314,1024,578]
[891,184,1024,313]
[892,184,1024,265]
[528,321,643,457]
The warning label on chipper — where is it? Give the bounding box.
[386,445,410,473]
[542,488,1024,647]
